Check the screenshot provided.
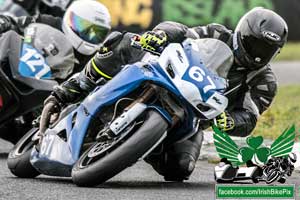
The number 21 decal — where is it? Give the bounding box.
[19,44,51,79]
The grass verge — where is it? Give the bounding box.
[253,85,300,139]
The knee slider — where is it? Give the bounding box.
[176,153,196,175]
[165,152,196,180]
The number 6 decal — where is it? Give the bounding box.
[189,66,205,82]
[188,66,216,93]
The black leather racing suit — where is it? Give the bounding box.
[52,21,277,180]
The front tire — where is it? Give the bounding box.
[7,128,40,178]
[72,110,168,187]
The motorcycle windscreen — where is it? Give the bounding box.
[184,39,233,119]
[186,38,234,79]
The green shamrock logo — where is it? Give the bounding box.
[213,125,296,166]
[239,136,271,163]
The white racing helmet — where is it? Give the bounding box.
[62,0,111,55]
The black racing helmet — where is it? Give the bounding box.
[233,7,288,69]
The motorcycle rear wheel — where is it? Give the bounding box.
[7,128,40,178]
[72,110,168,187]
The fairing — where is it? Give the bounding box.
[30,39,230,177]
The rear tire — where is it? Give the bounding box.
[7,128,40,178]
[72,110,168,187]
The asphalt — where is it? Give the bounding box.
[271,61,300,85]
[0,138,299,200]
[0,142,214,200]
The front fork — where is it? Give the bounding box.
[109,84,181,136]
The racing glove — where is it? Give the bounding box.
[213,111,235,132]
[139,30,168,53]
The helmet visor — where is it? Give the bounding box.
[68,11,110,45]
[242,35,280,64]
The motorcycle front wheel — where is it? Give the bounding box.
[72,110,168,187]
[7,127,40,178]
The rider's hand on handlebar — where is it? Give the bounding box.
[213,111,235,132]
[139,30,168,53]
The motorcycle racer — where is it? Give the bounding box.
[43,7,288,181]
[0,0,111,74]
[0,0,111,144]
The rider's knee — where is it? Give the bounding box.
[164,152,196,181]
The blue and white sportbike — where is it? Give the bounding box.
[8,38,233,187]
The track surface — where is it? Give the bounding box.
[0,140,299,200]
[272,61,300,85]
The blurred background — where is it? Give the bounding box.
[0,0,300,138]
